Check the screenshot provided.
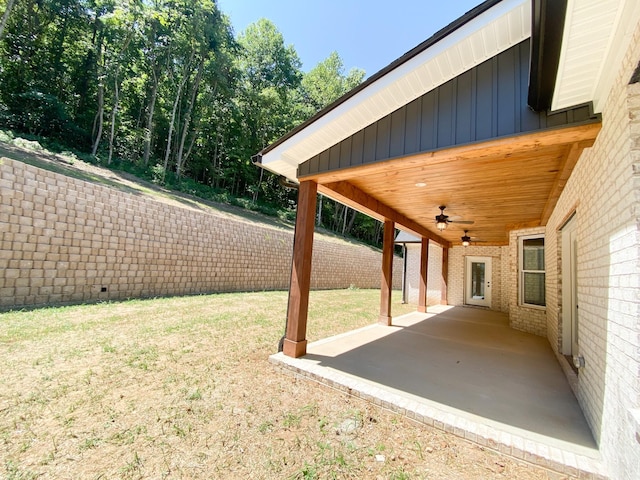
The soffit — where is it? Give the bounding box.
[260,0,531,182]
[308,123,601,246]
[552,0,640,112]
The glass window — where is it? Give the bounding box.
[520,236,545,307]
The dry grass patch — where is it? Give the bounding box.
[1,290,564,479]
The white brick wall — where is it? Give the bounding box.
[402,241,444,306]
[448,245,508,313]
[543,23,640,479]
[508,227,547,337]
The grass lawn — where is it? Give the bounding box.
[1,289,556,479]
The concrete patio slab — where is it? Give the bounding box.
[269,306,608,479]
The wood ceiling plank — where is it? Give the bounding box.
[307,122,600,246]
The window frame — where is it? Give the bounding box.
[518,234,546,309]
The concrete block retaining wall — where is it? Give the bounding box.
[0,158,402,309]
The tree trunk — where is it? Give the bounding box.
[103,31,133,163]
[316,194,323,226]
[253,166,264,203]
[91,77,104,156]
[183,126,198,164]
[211,134,219,188]
[0,0,16,40]
[143,69,159,166]
[341,205,349,235]
[175,59,204,177]
[333,202,344,231]
[51,11,70,97]
[107,73,120,164]
[163,51,194,176]
[346,209,357,233]
[76,20,100,119]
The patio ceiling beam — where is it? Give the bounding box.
[317,181,451,248]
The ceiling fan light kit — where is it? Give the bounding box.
[435,205,449,231]
[436,219,448,231]
[461,230,471,247]
[434,205,474,232]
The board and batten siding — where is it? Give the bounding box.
[298,39,600,177]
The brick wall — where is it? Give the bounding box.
[508,227,547,336]
[543,22,640,478]
[402,243,513,315]
[0,158,402,310]
[402,241,444,306]
[448,245,508,313]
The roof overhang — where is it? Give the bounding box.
[551,0,640,112]
[254,0,624,246]
[258,0,531,182]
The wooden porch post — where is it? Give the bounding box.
[283,180,317,358]
[379,219,394,325]
[418,238,429,313]
[441,246,449,305]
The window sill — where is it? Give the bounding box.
[518,303,546,311]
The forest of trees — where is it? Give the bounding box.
[0,0,389,246]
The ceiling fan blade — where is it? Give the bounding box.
[449,219,474,224]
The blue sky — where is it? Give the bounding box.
[217,0,483,77]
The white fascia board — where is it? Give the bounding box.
[261,0,531,182]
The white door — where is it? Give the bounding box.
[465,256,492,307]
[561,217,578,356]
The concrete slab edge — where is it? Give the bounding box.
[269,352,609,480]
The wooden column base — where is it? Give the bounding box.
[417,306,427,313]
[378,315,392,326]
[283,338,307,358]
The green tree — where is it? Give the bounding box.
[301,51,365,114]
[0,1,382,246]
[224,18,304,202]
[300,52,366,237]
[0,0,92,144]
[0,0,16,40]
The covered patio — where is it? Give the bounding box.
[255,0,602,358]
[256,0,640,478]
[270,306,607,478]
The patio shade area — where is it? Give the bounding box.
[304,123,600,246]
[270,306,607,478]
